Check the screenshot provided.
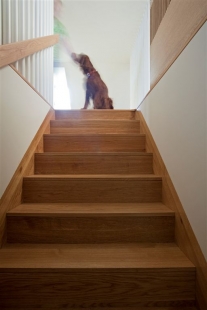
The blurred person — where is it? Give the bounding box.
[54,0,74,66]
[53,0,74,109]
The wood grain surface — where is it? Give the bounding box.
[0,108,199,308]
[0,35,58,68]
[50,119,140,134]
[55,109,137,120]
[7,203,174,244]
[150,0,171,43]
[22,175,162,203]
[0,243,195,307]
[34,152,153,175]
[7,202,174,216]
[43,134,146,152]
[0,243,195,269]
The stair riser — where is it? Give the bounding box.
[0,270,195,308]
[7,216,174,244]
[34,154,153,175]
[50,120,140,134]
[22,178,162,203]
[55,110,137,120]
[43,135,146,152]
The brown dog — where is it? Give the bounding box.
[72,53,114,109]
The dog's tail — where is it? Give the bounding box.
[101,98,114,109]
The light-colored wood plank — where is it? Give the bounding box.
[43,133,146,153]
[55,109,137,120]
[7,202,173,216]
[0,109,55,248]
[50,119,140,134]
[0,243,194,269]
[0,35,58,68]
[22,174,162,203]
[150,0,171,43]
[138,110,207,310]
[34,152,153,175]
[150,0,207,89]
[7,203,174,244]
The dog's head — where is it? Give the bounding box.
[72,53,94,75]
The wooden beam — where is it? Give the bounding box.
[150,0,207,89]
[0,35,58,68]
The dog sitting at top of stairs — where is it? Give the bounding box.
[0,109,197,309]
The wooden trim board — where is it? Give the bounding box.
[0,109,55,248]
[150,0,207,90]
[0,35,58,68]
[137,110,207,310]
[150,0,171,43]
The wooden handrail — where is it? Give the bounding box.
[150,0,207,90]
[137,0,207,110]
[0,34,59,68]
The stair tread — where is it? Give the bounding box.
[24,174,161,180]
[44,133,145,136]
[51,119,140,123]
[0,243,194,270]
[55,110,137,120]
[7,202,174,216]
[35,151,152,156]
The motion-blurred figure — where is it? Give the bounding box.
[53,0,74,109]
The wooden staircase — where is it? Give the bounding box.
[0,110,197,309]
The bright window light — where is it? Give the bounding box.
[53,67,71,110]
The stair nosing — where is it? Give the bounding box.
[0,243,195,270]
[44,133,145,137]
[7,202,174,217]
[23,174,161,180]
[35,151,153,156]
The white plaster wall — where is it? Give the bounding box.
[63,60,130,110]
[140,23,207,259]
[0,66,50,197]
[130,3,150,109]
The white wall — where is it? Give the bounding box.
[62,59,130,110]
[0,66,50,197]
[130,3,150,109]
[140,23,207,259]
